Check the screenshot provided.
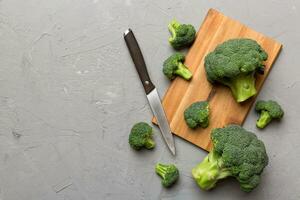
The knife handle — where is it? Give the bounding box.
[124,29,155,94]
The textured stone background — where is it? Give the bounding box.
[0,0,299,199]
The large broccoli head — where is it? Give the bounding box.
[155,163,179,187]
[192,125,268,192]
[184,101,210,129]
[168,19,196,49]
[163,53,193,81]
[255,100,284,129]
[204,38,268,103]
[129,122,155,150]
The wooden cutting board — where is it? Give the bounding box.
[152,9,282,151]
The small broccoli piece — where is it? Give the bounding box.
[168,19,196,49]
[192,125,268,192]
[184,101,210,129]
[129,122,155,150]
[205,38,268,103]
[255,100,284,129]
[163,53,192,81]
[155,163,179,187]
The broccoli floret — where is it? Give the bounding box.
[204,38,268,103]
[192,125,268,192]
[155,163,179,187]
[168,19,196,49]
[128,122,155,150]
[163,53,192,81]
[255,100,284,129]
[184,101,210,129]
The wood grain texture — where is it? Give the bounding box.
[152,9,282,152]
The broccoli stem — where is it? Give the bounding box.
[168,20,180,43]
[192,150,231,190]
[256,110,272,129]
[144,138,155,149]
[155,163,168,178]
[227,73,257,103]
[175,63,192,80]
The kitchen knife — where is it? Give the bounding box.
[124,29,176,155]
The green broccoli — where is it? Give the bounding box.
[255,100,284,129]
[155,163,179,187]
[204,38,268,103]
[192,125,268,192]
[128,122,155,150]
[184,101,210,129]
[163,53,192,81]
[168,19,196,49]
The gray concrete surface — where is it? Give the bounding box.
[0,0,299,199]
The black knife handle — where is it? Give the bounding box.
[124,29,155,94]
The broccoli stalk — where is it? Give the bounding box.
[168,20,180,43]
[175,63,193,80]
[256,110,272,129]
[155,163,179,187]
[143,138,155,149]
[192,151,231,190]
[226,73,257,103]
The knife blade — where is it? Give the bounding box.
[123,28,176,155]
